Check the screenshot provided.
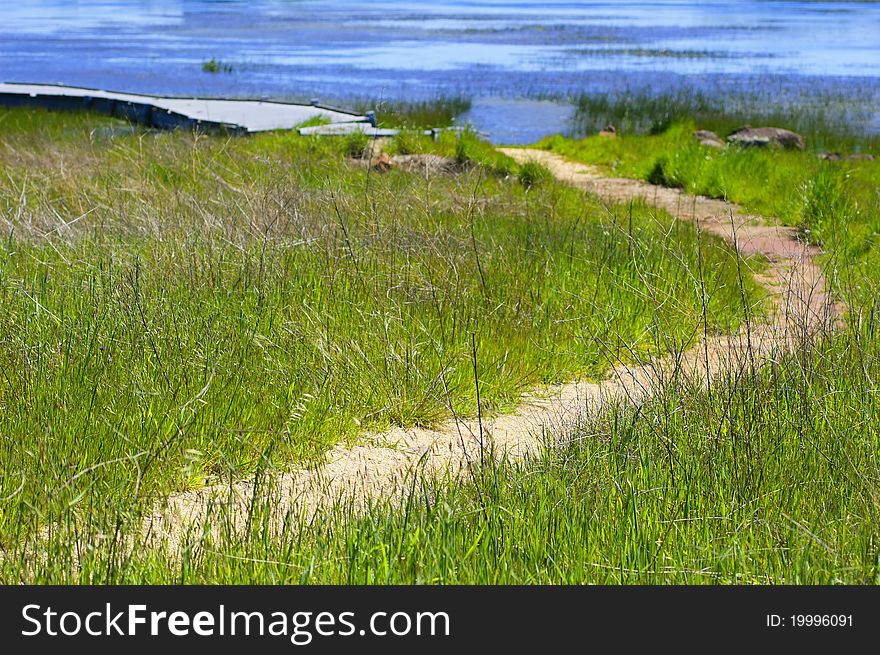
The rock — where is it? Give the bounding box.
[598,124,617,138]
[371,152,395,172]
[391,154,455,174]
[727,126,805,150]
[819,152,875,162]
[694,129,725,149]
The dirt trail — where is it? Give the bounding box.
[144,149,841,549]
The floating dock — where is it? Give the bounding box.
[0,82,370,133]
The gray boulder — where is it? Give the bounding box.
[694,129,725,149]
[727,126,805,150]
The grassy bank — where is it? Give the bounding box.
[570,89,880,152]
[539,116,880,309]
[0,108,760,556]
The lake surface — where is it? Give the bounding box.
[2,1,880,142]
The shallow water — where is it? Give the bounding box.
[2,1,879,142]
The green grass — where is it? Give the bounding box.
[517,160,552,190]
[11,325,880,584]
[383,126,516,176]
[0,107,759,558]
[343,128,371,158]
[539,119,880,309]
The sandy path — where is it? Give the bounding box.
[144,149,841,549]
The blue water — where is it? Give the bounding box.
[2,1,880,142]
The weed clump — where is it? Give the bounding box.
[344,129,371,158]
[802,168,855,246]
[201,58,234,74]
[391,131,421,155]
[646,154,687,189]
[518,161,551,189]
[355,97,471,129]
[454,135,475,167]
